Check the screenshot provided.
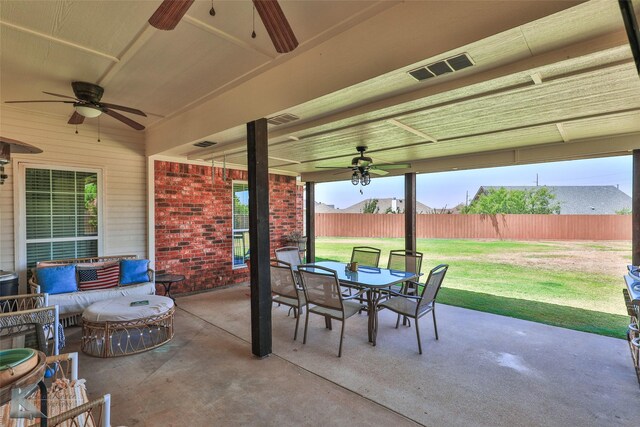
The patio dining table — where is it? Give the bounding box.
[305,261,418,345]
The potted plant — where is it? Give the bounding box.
[284,230,307,253]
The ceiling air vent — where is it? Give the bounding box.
[427,61,453,76]
[408,68,435,81]
[408,53,474,82]
[447,54,474,71]
[267,113,299,126]
[193,140,217,148]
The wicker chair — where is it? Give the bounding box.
[297,264,365,357]
[0,295,111,426]
[271,260,305,340]
[0,294,60,356]
[378,264,449,354]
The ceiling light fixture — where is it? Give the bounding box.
[351,169,371,186]
[74,103,102,118]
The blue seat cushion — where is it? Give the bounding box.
[36,264,78,295]
[120,259,150,285]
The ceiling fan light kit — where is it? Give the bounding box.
[317,145,410,187]
[73,104,102,118]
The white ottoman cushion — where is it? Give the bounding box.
[82,295,174,323]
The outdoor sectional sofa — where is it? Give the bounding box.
[28,255,156,322]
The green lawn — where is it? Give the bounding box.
[315,237,630,339]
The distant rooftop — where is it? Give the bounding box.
[474,186,632,215]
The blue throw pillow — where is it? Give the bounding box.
[120,259,150,285]
[36,265,78,294]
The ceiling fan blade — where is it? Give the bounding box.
[103,108,145,130]
[149,0,195,30]
[43,91,78,100]
[68,111,85,125]
[374,163,411,170]
[253,0,299,53]
[369,169,389,176]
[5,100,74,104]
[100,102,147,117]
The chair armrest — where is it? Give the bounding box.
[47,393,111,427]
[385,288,421,300]
[46,352,79,381]
[28,274,41,294]
[0,293,47,312]
[148,268,155,282]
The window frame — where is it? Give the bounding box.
[15,162,104,276]
[231,180,249,269]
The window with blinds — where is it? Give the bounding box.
[232,182,249,267]
[25,167,100,268]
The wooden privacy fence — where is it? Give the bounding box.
[315,213,632,240]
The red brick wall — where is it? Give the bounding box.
[154,160,303,294]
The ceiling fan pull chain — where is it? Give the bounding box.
[251,5,256,39]
[75,124,78,135]
[97,117,101,142]
[209,0,215,16]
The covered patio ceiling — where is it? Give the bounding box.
[4,1,638,181]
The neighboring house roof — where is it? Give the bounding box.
[473,185,632,214]
[315,202,339,213]
[340,198,433,214]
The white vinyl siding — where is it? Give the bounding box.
[1,106,147,289]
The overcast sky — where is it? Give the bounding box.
[315,155,633,209]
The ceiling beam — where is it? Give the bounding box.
[300,132,640,182]
[0,20,119,63]
[196,29,630,160]
[99,23,157,86]
[146,1,584,155]
[182,15,277,59]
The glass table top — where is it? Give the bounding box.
[302,261,417,289]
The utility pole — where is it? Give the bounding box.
[465,190,469,206]
[536,173,539,186]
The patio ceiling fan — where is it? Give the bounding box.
[4,82,147,130]
[315,146,411,186]
[148,0,298,53]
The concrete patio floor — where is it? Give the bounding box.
[65,285,640,426]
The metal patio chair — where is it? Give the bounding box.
[350,246,381,267]
[297,264,365,357]
[271,259,305,340]
[275,246,303,268]
[378,264,449,354]
[386,249,423,295]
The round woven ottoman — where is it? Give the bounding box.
[81,295,175,358]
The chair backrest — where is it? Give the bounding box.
[387,250,423,275]
[275,246,302,268]
[270,259,300,300]
[0,305,60,355]
[297,265,343,310]
[418,264,449,311]
[350,246,381,267]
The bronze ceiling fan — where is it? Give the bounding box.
[148,0,298,53]
[5,82,147,130]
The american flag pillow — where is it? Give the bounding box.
[77,263,120,291]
